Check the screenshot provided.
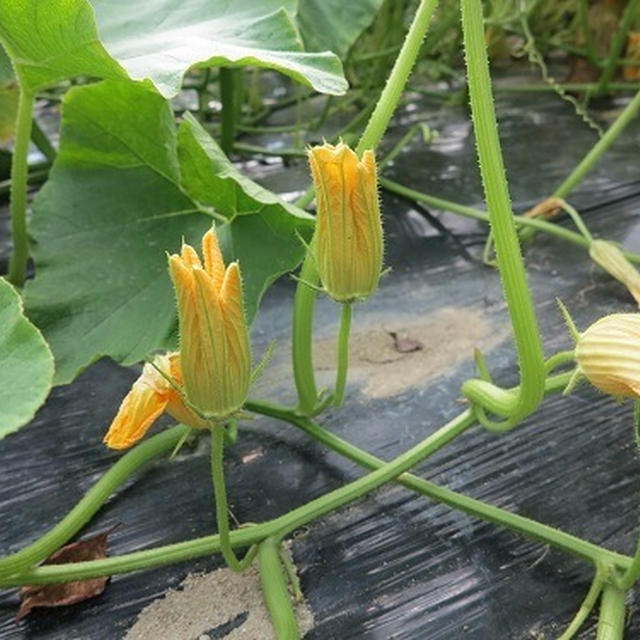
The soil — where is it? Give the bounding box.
[125,561,314,640]
[313,306,507,399]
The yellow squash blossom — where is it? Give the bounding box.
[308,142,383,303]
[104,353,207,450]
[168,228,251,419]
[575,313,640,398]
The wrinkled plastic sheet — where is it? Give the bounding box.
[2,82,640,639]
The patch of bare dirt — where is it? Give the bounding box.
[313,306,507,398]
[125,562,313,640]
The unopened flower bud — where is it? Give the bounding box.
[308,142,383,303]
[589,240,640,306]
[575,313,640,398]
[168,228,251,419]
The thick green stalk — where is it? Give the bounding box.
[356,0,438,154]
[210,428,256,572]
[379,177,640,265]
[554,89,640,199]
[596,584,626,640]
[30,117,56,163]
[460,0,545,426]
[8,89,35,286]
[0,425,189,579]
[595,0,640,95]
[219,67,238,154]
[0,410,476,586]
[258,537,299,640]
[333,304,352,407]
[292,243,321,415]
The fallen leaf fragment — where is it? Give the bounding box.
[387,330,424,354]
[16,531,111,622]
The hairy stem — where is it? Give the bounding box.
[333,303,352,407]
[220,67,238,154]
[557,566,605,640]
[246,387,629,572]
[258,537,300,640]
[596,584,626,640]
[554,89,640,199]
[0,425,189,579]
[356,0,438,154]
[291,242,321,415]
[8,88,35,286]
[291,0,438,413]
[210,427,257,572]
[460,0,545,426]
[0,410,476,586]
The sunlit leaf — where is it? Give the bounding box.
[0,0,347,97]
[0,278,54,440]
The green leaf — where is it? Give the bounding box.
[178,113,313,317]
[0,1,127,91]
[0,0,347,97]
[297,0,385,58]
[25,80,313,384]
[0,278,54,440]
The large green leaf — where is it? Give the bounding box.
[25,80,313,384]
[0,0,347,97]
[0,278,54,440]
[297,0,385,58]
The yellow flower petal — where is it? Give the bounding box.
[202,228,225,293]
[103,363,169,450]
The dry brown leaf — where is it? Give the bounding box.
[16,530,111,622]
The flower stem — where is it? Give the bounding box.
[459,0,546,427]
[258,536,300,640]
[596,584,626,640]
[292,243,321,415]
[553,89,640,200]
[219,67,238,154]
[30,116,56,163]
[356,0,437,154]
[290,0,439,414]
[8,88,35,286]
[560,201,593,243]
[0,424,189,579]
[557,566,605,640]
[333,303,352,407]
[0,410,476,586]
[210,427,257,572]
